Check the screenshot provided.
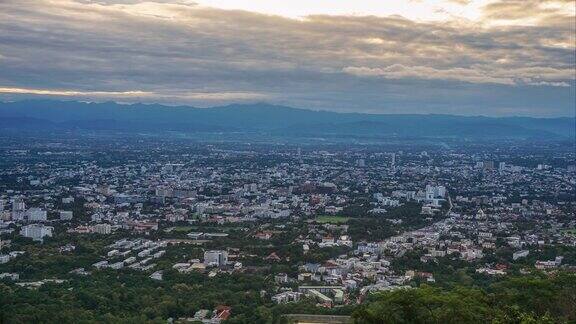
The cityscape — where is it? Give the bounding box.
[0,0,575,323]
[0,133,574,322]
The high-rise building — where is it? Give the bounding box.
[20,224,53,242]
[12,197,25,212]
[204,250,228,267]
[425,185,446,199]
[11,197,26,220]
[93,223,112,234]
[483,161,495,170]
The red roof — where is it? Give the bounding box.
[214,305,231,320]
[265,252,281,261]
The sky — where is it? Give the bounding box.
[0,0,574,116]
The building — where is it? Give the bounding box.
[62,197,74,204]
[27,208,47,222]
[20,224,53,242]
[212,305,231,322]
[204,250,228,267]
[93,223,112,234]
[275,273,288,284]
[272,291,303,304]
[12,198,25,212]
[155,187,173,198]
[483,161,495,170]
[512,250,529,260]
[425,185,446,200]
[60,211,73,221]
[0,255,10,264]
[150,271,163,281]
[11,198,26,221]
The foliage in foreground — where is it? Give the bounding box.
[353,272,576,324]
[0,270,574,323]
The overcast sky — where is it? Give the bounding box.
[0,0,574,116]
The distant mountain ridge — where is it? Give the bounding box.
[0,100,574,140]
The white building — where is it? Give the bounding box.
[204,250,228,267]
[512,250,529,260]
[11,198,26,221]
[0,255,10,264]
[272,291,303,304]
[60,211,73,221]
[425,185,446,199]
[20,224,53,242]
[93,223,112,234]
[12,198,26,212]
[150,271,163,281]
[62,197,74,204]
[27,208,47,222]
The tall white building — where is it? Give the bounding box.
[21,224,53,242]
[93,223,112,234]
[204,250,228,267]
[425,185,446,199]
[11,198,26,221]
[12,198,26,212]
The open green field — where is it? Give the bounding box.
[562,229,576,235]
[316,215,351,224]
[170,226,194,232]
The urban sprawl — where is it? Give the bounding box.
[0,137,575,323]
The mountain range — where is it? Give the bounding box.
[0,100,574,140]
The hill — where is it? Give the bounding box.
[0,100,573,140]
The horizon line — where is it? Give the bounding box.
[1,98,574,119]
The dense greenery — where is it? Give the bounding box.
[1,270,573,323]
[353,272,576,324]
[0,269,356,323]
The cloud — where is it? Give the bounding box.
[0,0,574,116]
[0,87,151,97]
[0,86,269,104]
[343,65,516,85]
[343,64,573,87]
[481,0,575,25]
